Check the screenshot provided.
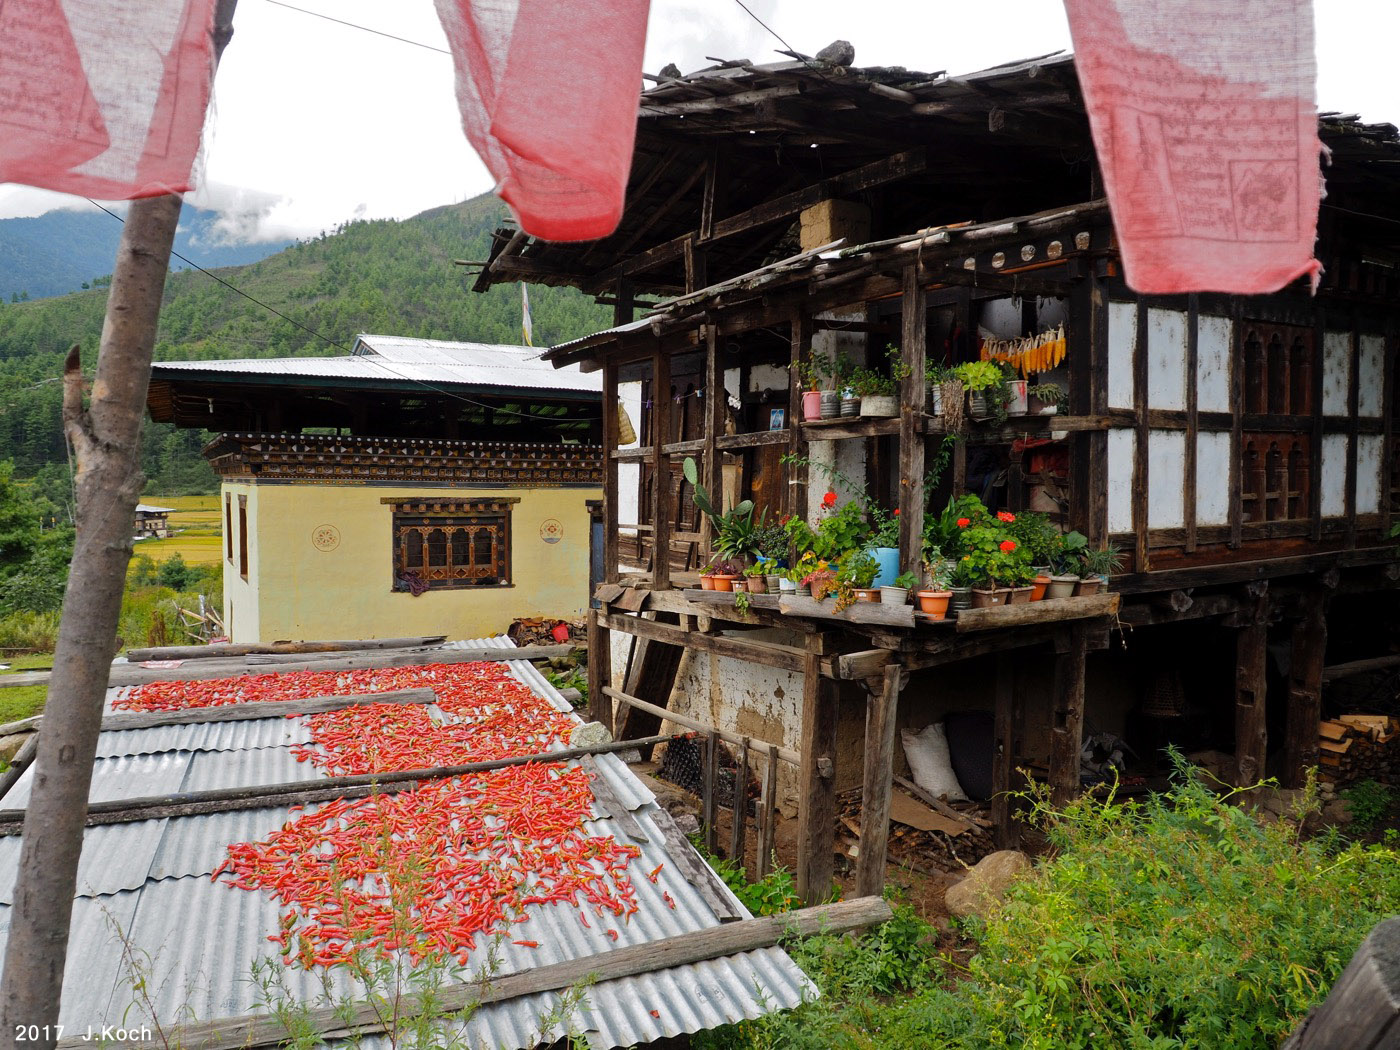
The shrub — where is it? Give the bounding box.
[0,611,60,652]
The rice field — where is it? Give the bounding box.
[134,494,224,566]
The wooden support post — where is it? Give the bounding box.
[603,359,621,583]
[587,607,613,731]
[898,265,927,574]
[703,323,724,557]
[1281,916,1400,1050]
[1229,300,1245,549]
[1049,624,1088,807]
[730,736,750,865]
[796,632,838,904]
[756,742,779,879]
[1284,598,1328,788]
[857,664,907,898]
[1184,294,1199,553]
[1234,609,1270,787]
[991,658,1019,848]
[652,349,672,589]
[703,728,719,854]
[1132,302,1151,572]
[786,309,809,519]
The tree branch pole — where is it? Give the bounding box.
[0,3,238,1043]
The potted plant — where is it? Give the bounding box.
[867,503,900,588]
[684,456,757,563]
[707,557,743,591]
[882,570,918,606]
[1046,530,1088,598]
[925,362,951,416]
[852,367,897,417]
[791,357,826,421]
[960,521,1032,608]
[1005,559,1037,604]
[699,560,719,590]
[839,549,881,603]
[1028,382,1065,416]
[917,561,955,618]
[1004,511,1062,601]
[1077,543,1123,595]
[952,360,1007,423]
[743,562,770,593]
[803,566,837,601]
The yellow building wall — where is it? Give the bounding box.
[221,484,261,642]
[222,482,600,643]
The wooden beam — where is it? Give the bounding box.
[796,633,838,904]
[1049,624,1087,807]
[756,741,780,879]
[123,637,448,662]
[1229,300,1245,549]
[703,323,723,558]
[605,686,801,766]
[1280,916,1400,1050]
[603,358,621,583]
[1184,294,1200,553]
[857,665,907,897]
[1346,322,1361,548]
[730,735,750,862]
[787,309,809,518]
[107,897,895,1050]
[652,349,673,589]
[601,611,807,673]
[953,592,1119,633]
[1321,653,1400,684]
[898,265,927,576]
[1234,611,1270,786]
[587,608,613,731]
[1133,301,1151,572]
[1284,597,1328,788]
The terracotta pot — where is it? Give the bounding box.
[1031,574,1050,601]
[1046,574,1078,599]
[970,587,1010,608]
[948,586,973,614]
[712,574,740,592]
[916,590,952,619]
[802,390,823,421]
[819,391,840,419]
[1008,585,1034,605]
[746,575,769,594]
[853,587,881,603]
[1075,577,1104,596]
[861,395,897,418]
[700,575,717,591]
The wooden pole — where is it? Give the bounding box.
[1049,624,1088,807]
[602,358,621,584]
[730,735,750,865]
[1235,620,1270,786]
[0,5,239,1038]
[587,606,613,731]
[857,665,907,897]
[703,728,719,853]
[1281,916,1400,1049]
[1284,598,1328,788]
[703,323,723,558]
[796,632,838,903]
[897,265,926,574]
[651,348,673,589]
[756,742,779,879]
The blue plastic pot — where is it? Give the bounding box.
[869,546,900,588]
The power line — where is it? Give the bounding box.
[732,0,801,60]
[261,0,451,56]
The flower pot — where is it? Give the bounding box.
[1031,574,1051,601]
[928,383,944,416]
[819,391,840,420]
[861,394,897,418]
[1029,394,1059,416]
[1005,380,1029,416]
[1008,585,1034,605]
[853,588,881,603]
[802,390,823,421]
[916,589,952,618]
[970,587,1011,608]
[712,574,740,592]
[746,576,769,594]
[700,575,717,591]
[1075,577,1104,596]
[1046,574,1078,599]
[840,395,860,418]
[879,585,909,606]
[779,577,797,593]
[969,390,993,421]
[795,583,811,597]
[869,546,900,589]
[948,586,973,614]
[766,575,783,593]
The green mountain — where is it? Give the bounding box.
[0,194,610,497]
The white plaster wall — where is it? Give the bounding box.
[1321,434,1349,517]
[1147,429,1185,528]
[1196,431,1232,525]
[1322,332,1351,415]
[617,380,643,536]
[1107,428,1135,532]
[807,311,868,519]
[748,363,788,393]
[1357,434,1384,514]
[1197,315,1232,413]
[979,297,1023,339]
[1146,308,1187,411]
[1036,297,1067,329]
[1358,334,1386,418]
[1108,301,1136,410]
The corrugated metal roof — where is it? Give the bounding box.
[0,641,813,1047]
[151,334,603,394]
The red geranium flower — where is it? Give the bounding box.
[999,539,1017,552]
[956,517,971,527]
[893,508,900,516]
[822,490,838,508]
[997,511,1016,523]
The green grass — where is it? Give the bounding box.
[0,654,51,724]
[134,531,222,566]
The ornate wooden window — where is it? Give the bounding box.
[1239,321,1313,523]
[237,495,249,579]
[385,497,518,590]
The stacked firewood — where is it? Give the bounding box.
[1318,714,1400,786]
[506,617,578,646]
[836,788,997,874]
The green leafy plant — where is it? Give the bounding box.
[924,493,990,563]
[751,518,789,562]
[1004,511,1063,568]
[1050,530,1088,575]
[1027,382,1065,406]
[869,504,899,548]
[951,360,1005,394]
[1079,543,1124,579]
[812,500,872,562]
[957,523,1034,588]
[894,571,919,590]
[837,549,880,589]
[1341,779,1393,836]
[683,456,756,559]
[734,589,752,615]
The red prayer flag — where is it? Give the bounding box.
[0,0,219,199]
[434,0,651,242]
[1063,0,1323,294]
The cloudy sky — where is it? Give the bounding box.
[0,0,1395,239]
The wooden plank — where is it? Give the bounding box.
[603,357,621,582]
[605,686,801,766]
[582,756,648,843]
[1281,916,1400,1049]
[1133,300,1151,571]
[1049,624,1088,807]
[898,264,927,577]
[588,608,613,731]
[833,649,895,680]
[1184,294,1200,553]
[730,735,750,863]
[801,417,901,442]
[1229,300,1245,549]
[703,323,723,559]
[614,613,685,759]
[601,611,807,673]
[1322,654,1400,683]
[1383,320,1396,538]
[652,348,673,589]
[953,593,1119,633]
[1346,323,1361,549]
[681,589,780,611]
[892,776,982,831]
[650,802,743,922]
[756,742,779,880]
[857,665,907,897]
[123,637,449,662]
[703,728,719,853]
[1284,598,1328,788]
[1235,619,1269,786]
[796,633,838,904]
[777,594,916,627]
[0,734,38,802]
[715,429,791,450]
[787,308,809,519]
[992,658,1018,848]
[1311,306,1327,542]
[107,897,894,1050]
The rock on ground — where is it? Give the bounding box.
[944,849,1031,920]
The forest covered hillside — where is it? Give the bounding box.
[0,193,610,498]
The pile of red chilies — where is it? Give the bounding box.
[131,663,645,969]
